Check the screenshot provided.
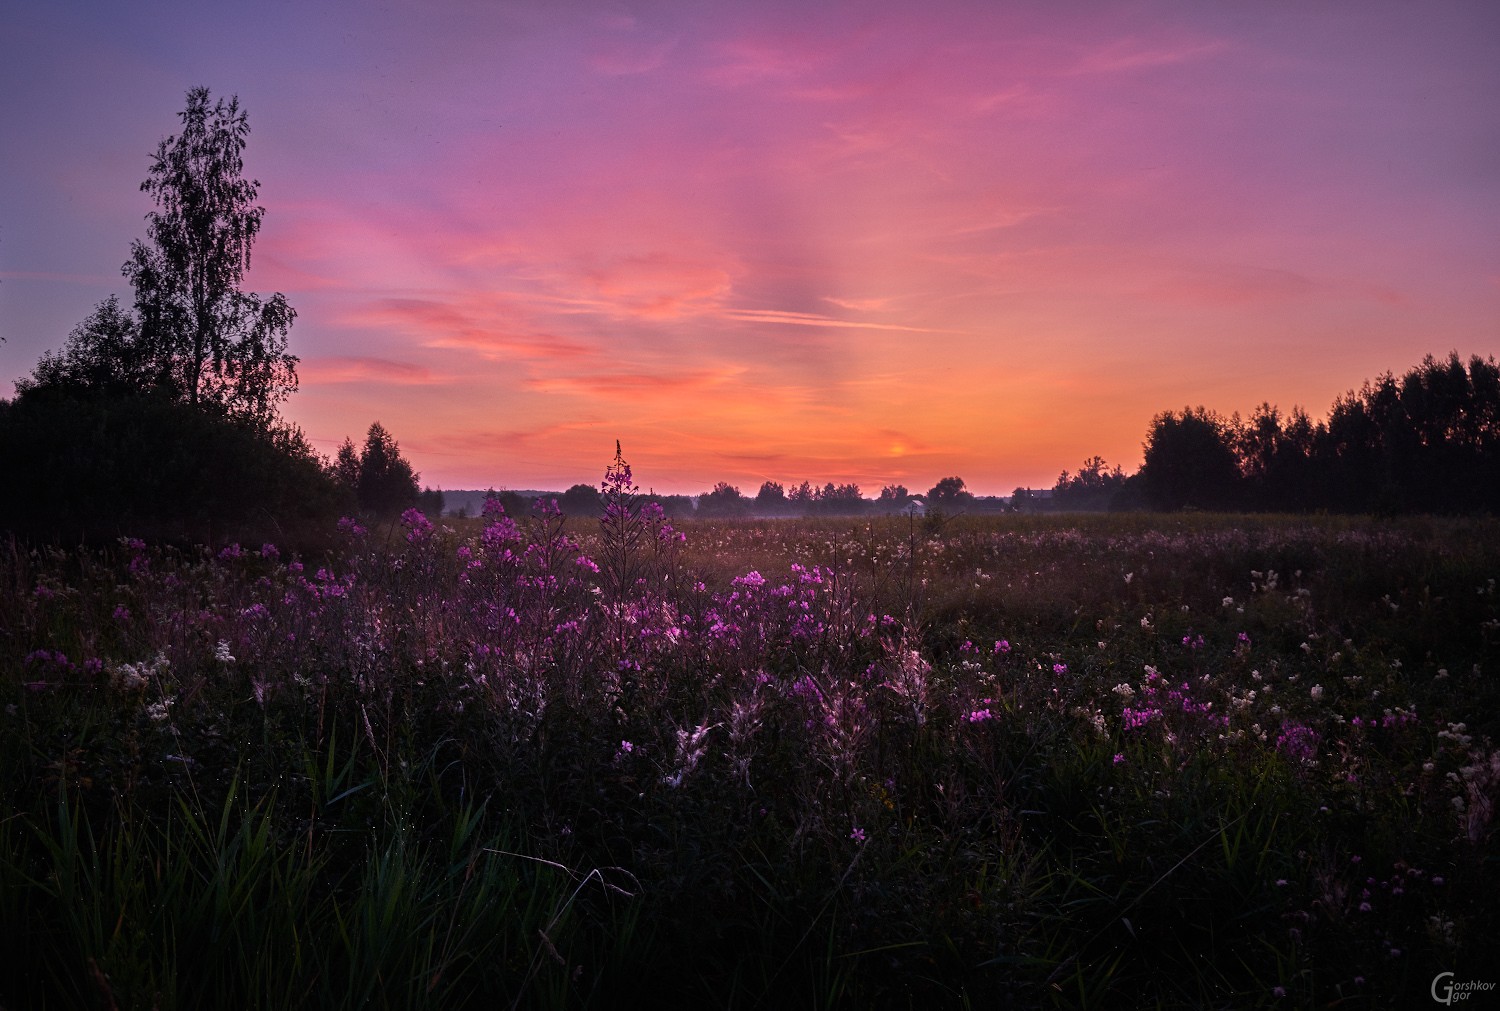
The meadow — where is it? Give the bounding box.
[2,475,1498,1008]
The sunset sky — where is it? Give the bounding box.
[3,1,1497,495]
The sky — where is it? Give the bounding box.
[2,0,1497,496]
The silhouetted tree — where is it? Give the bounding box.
[417,488,445,518]
[561,483,602,515]
[0,90,337,546]
[698,482,748,517]
[354,422,420,517]
[332,438,362,491]
[15,296,155,399]
[755,481,787,513]
[1053,456,1127,510]
[1140,407,1241,511]
[927,476,973,507]
[124,87,297,421]
[814,482,865,515]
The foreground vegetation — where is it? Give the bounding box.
[3,491,1498,1008]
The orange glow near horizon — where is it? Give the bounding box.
[3,1,1497,496]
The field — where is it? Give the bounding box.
[2,503,1498,1009]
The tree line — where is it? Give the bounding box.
[1137,352,1499,514]
[454,475,1010,521]
[536,351,1499,520]
[0,89,435,547]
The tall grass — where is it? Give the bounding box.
[2,501,1497,1008]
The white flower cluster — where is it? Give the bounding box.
[663,722,714,788]
[111,652,170,693]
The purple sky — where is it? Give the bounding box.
[3,0,1497,494]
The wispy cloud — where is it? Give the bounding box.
[346,298,598,361]
[723,309,955,333]
[297,356,444,386]
[525,368,743,400]
[1069,36,1228,76]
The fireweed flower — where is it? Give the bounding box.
[401,508,434,542]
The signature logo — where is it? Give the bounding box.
[1433,972,1497,1005]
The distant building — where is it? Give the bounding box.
[1013,488,1054,511]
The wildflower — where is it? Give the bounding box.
[993,639,1011,654]
[1112,753,1125,765]
[1052,663,1068,676]
[214,640,235,664]
[850,826,866,844]
[401,508,434,543]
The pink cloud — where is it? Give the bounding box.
[1069,36,1229,76]
[722,309,953,333]
[297,356,443,386]
[524,368,742,400]
[580,252,735,319]
[345,298,598,362]
[1142,266,1322,308]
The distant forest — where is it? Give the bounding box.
[446,352,1499,520]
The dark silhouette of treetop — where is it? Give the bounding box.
[16,295,149,398]
[351,422,421,517]
[124,86,297,420]
[927,476,973,506]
